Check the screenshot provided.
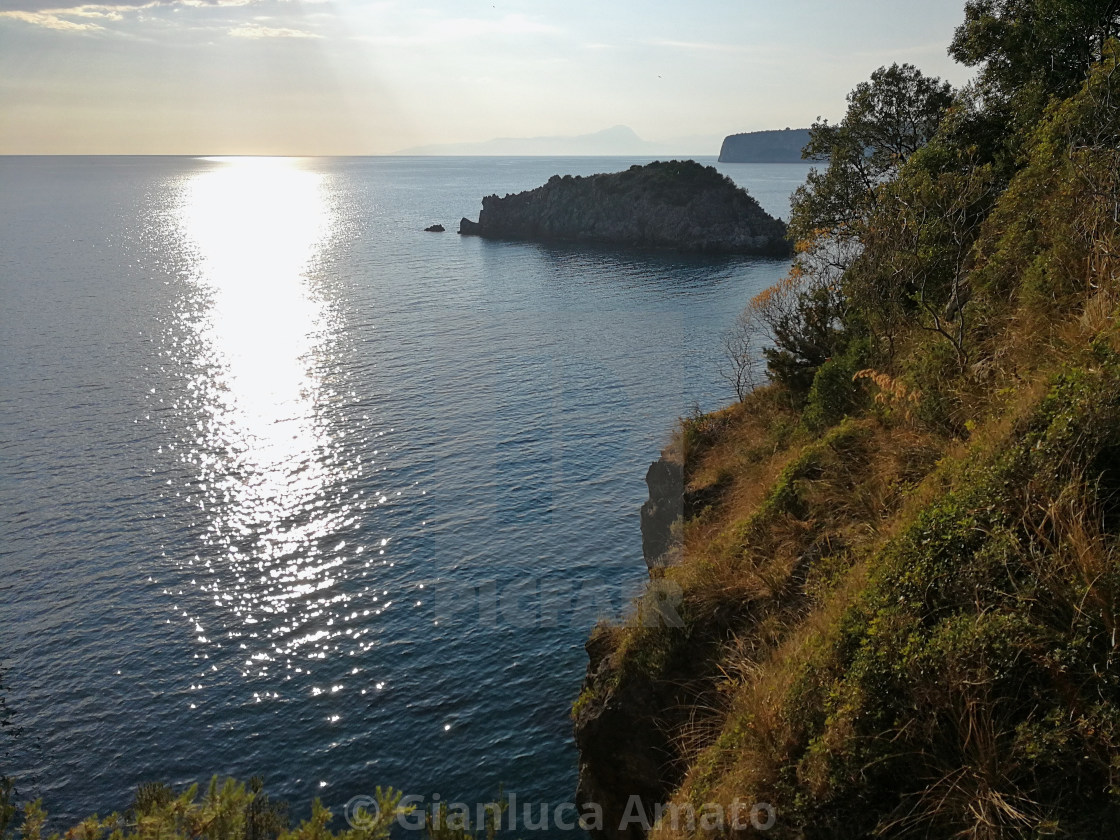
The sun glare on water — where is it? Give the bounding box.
[170,157,375,696]
[181,157,335,535]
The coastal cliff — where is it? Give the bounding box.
[717,129,812,163]
[638,455,682,570]
[458,161,791,256]
[572,445,740,839]
[572,30,1120,840]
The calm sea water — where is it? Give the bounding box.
[0,156,813,826]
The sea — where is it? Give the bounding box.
[0,155,814,828]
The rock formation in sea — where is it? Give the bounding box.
[424,223,445,232]
[638,449,726,571]
[458,160,792,256]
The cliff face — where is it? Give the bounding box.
[638,457,682,570]
[717,129,812,163]
[572,626,684,840]
[572,448,734,838]
[574,453,684,838]
[458,161,792,256]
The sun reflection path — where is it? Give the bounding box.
[183,159,339,547]
[169,158,385,708]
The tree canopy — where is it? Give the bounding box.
[950,0,1120,125]
[790,63,956,246]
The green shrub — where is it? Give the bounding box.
[3,779,411,840]
[773,362,1120,834]
[802,340,870,432]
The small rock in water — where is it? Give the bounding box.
[424,224,445,232]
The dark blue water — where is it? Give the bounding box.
[0,156,812,826]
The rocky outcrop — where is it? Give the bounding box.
[574,433,763,839]
[571,451,722,839]
[718,128,813,163]
[573,628,683,840]
[458,160,792,256]
[424,223,445,232]
[640,451,732,571]
[639,456,682,570]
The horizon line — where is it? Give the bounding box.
[0,152,756,159]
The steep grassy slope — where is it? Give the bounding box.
[574,42,1120,840]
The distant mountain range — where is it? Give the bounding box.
[393,125,723,157]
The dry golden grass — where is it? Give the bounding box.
[632,57,1120,840]
[641,341,1079,839]
[622,235,1120,840]
[683,389,797,492]
[648,562,873,840]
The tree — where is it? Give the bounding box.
[851,145,998,371]
[790,63,956,250]
[740,64,955,395]
[949,0,1120,137]
[719,314,765,402]
[968,39,1120,307]
[787,63,955,343]
[721,266,847,398]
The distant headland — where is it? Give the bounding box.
[718,128,813,163]
[458,160,792,256]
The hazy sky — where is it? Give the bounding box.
[0,0,975,155]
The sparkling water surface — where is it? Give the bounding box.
[0,156,813,824]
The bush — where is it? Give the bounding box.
[3,779,412,840]
[801,340,869,432]
[776,362,1120,835]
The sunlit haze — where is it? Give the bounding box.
[0,0,975,155]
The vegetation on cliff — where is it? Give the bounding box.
[574,3,1120,837]
[458,160,792,256]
